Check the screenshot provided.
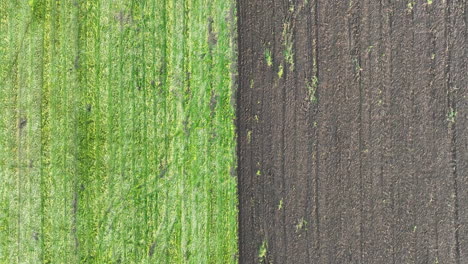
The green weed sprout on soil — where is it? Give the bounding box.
[306,76,318,103]
[264,48,273,67]
[258,240,268,263]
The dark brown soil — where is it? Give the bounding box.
[237,0,467,263]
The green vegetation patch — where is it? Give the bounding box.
[0,0,237,263]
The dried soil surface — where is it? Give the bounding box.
[237,1,467,263]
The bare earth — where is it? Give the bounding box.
[237,0,467,263]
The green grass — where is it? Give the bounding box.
[306,76,318,103]
[282,21,294,72]
[0,0,237,263]
[264,48,272,67]
[258,239,267,263]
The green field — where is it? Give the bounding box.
[0,0,237,263]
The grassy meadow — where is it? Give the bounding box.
[0,0,237,263]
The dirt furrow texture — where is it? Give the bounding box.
[237,0,467,263]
